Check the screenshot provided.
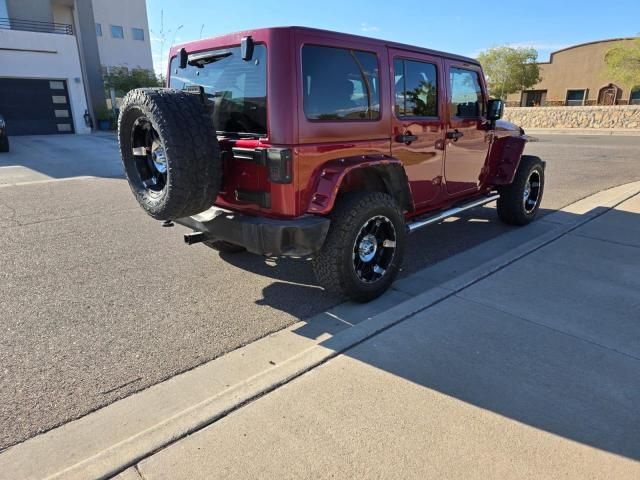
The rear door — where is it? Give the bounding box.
[389,49,445,207]
[443,61,489,196]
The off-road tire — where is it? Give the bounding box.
[118,88,221,220]
[0,135,9,153]
[204,240,246,253]
[312,192,406,303]
[497,155,545,226]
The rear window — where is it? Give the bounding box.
[302,45,380,121]
[169,44,267,135]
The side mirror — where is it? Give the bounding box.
[487,99,504,121]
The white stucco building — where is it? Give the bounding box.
[0,27,90,134]
[0,0,152,135]
[92,0,153,72]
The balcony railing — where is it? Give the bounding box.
[0,17,73,35]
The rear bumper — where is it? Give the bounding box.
[176,207,330,257]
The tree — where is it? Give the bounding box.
[477,46,541,99]
[605,37,640,87]
[103,68,162,97]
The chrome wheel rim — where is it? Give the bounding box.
[151,140,167,174]
[131,117,167,196]
[523,170,541,214]
[352,215,397,283]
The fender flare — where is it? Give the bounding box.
[305,155,414,215]
[485,134,527,185]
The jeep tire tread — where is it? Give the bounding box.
[497,155,545,226]
[118,88,222,220]
[312,192,406,302]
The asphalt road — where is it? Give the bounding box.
[1,134,639,450]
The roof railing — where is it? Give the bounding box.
[0,17,74,35]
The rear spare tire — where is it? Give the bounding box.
[118,88,222,220]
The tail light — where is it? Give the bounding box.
[267,148,292,184]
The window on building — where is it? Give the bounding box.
[110,25,124,39]
[394,59,438,117]
[566,89,586,106]
[450,68,483,117]
[522,90,546,107]
[95,23,102,37]
[630,87,640,105]
[132,28,144,41]
[302,45,380,121]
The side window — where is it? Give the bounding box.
[394,58,438,117]
[449,68,483,118]
[302,45,380,121]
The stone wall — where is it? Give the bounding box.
[503,105,640,129]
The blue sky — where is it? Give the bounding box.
[146,0,640,74]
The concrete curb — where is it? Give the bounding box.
[524,128,640,136]
[2,182,639,480]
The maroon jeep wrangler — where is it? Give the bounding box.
[118,27,544,302]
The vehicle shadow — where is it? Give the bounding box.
[213,205,561,338]
[219,205,555,315]
[0,134,124,180]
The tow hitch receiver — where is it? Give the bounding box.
[184,231,207,245]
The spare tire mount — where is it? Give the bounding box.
[118,88,222,220]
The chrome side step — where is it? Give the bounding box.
[406,193,500,233]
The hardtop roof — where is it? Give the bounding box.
[175,26,480,66]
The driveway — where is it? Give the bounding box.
[0,134,122,185]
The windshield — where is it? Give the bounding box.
[169,44,267,136]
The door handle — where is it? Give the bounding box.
[446,130,464,141]
[395,133,418,145]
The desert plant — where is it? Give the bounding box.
[94,105,112,121]
[103,68,162,97]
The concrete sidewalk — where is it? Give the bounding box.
[125,194,640,479]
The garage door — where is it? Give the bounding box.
[0,78,75,135]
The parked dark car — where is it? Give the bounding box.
[118,27,544,301]
[0,114,9,153]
